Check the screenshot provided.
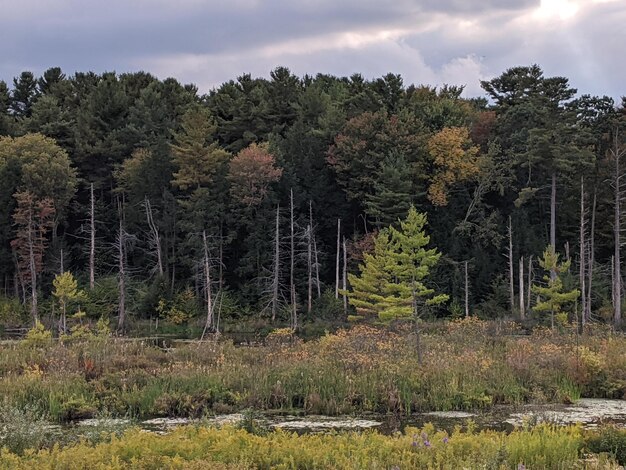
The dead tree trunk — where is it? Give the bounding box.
[527,255,533,313]
[508,216,515,315]
[89,183,95,290]
[464,260,469,318]
[342,236,348,315]
[307,224,312,314]
[201,230,214,338]
[309,201,320,299]
[28,208,37,323]
[116,218,126,333]
[271,204,280,322]
[612,129,625,326]
[290,189,297,331]
[144,198,164,277]
[586,190,596,322]
[579,177,586,330]
[335,218,341,299]
[219,222,224,291]
[519,256,525,320]
[550,172,557,282]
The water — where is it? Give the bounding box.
[65,399,626,438]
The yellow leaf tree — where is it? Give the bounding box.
[427,126,481,206]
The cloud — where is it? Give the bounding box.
[0,0,623,100]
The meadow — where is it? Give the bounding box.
[0,318,624,423]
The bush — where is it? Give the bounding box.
[0,402,53,454]
[21,321,52,348]
[586,426,626,465]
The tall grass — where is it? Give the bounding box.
[0,318,624,421]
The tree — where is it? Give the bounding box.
[52,271,85,333]
[327,110,426,209]
[11,191,55,323]
[0,134,77,227]
[427,127,481,206]
[10,71,39,118]
[346,206,448,362]
[532,246,579,329]
[364,152,412,227]
[171,106,230,191]
[228,143,283,206]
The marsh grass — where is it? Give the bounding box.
[0,318,625,421]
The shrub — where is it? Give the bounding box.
[22,321,52,348]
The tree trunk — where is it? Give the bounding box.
[272,204,280,322]
[464,260,469,318]
[613,138,622,326]
[290,189,297,331]
[27,206,37,323]
[508,216,515,314]
[307,224,312,314]
[579,177,586,330]
[89,183,95,290]
[201,230,214,339]
[527,255,532,313]
[342,236,348,315]
[335,218,341,299]
[309,201,321,299]
[519,256,525,320]
[116,218,126,332]
[586,190,596,322]
[145,198,164,277]
[550,173,557,281]
[219,222,224,291]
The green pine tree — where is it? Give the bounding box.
[346,206,448,362]
[532,246,579,328]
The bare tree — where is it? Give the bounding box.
[550,173,557,271]
[611,127,626,326]
[89,183,96,290]
[507,216,515,315]
[464,260,470,318]
[586,190,597,322]
[579,177,587,329]
[519,256,525,320]
[307,224,313,314]
[201,230,215,338]
[115,218,127,333]
[335,218,341,299]
[342,236,348,314]
[290,189,297,330]
[527,255,533,313]
[309,201,321,299]
[271,204,280,322]
[144,197,164,277]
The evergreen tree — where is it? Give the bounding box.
[532,246,579,328]
[347,206,448,320]
[10,71,39,118]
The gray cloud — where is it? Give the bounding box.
[0,0,623,100]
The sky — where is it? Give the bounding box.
[0,0,624,99]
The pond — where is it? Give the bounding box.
[62,398,626,438]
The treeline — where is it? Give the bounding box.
[0,65,624,331]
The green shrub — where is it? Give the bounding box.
[586,426,626,465]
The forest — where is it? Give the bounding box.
[0,64,625,336]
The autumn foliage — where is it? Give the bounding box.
[228,143,283,206]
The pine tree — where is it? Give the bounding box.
[52,271,84,333]
[532,246,579,328]
[346,206,448,361]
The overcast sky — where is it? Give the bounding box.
[0,0,623,99]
